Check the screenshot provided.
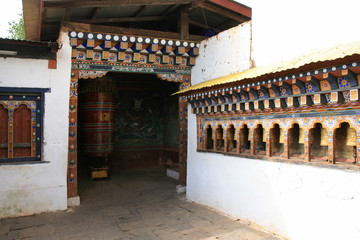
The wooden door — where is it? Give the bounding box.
[13,105,32,157]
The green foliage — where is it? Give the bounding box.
[8,12,25,40]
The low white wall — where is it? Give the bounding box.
[187,111,360,240]
[0,31,71,218]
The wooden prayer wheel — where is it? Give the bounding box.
[299,128,305,144]
[80,78,116,158]
[320,128,329,146]
[346,127,356,146]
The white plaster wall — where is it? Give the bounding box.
[0,31,71,218]
[186,115,360,239]
[191,21,252,85]
[188,22,360,239]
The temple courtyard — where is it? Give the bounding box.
[0,168,282,240]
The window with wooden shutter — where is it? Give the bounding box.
[0,88,48,163]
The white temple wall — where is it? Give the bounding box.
[188,22,360,239]
[191,21,252,85]
[0,31,71,218]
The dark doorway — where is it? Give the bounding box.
[77,72,180,174]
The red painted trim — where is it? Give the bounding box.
[207,0,252,18]
[48,59,57,69]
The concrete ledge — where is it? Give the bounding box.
[67,196,80,207]
[166,168,179,180]
[176,185,186,194]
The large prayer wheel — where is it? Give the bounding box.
[80,78,116,158]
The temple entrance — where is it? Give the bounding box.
[77,72,180,180]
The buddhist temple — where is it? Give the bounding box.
[1,0,360,239]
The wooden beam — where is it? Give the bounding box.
[77,16,166,24]
[206,0,252,18]
[215,19,236,29]
[63,8,72,22]
[40,7,48,41]
[178,9,189,40]
[197,2,250,22]
[62,21,205,41]
[91,7,102,19]
[37,0,45,41]
[161,4,180,16]
[189,20,221,33]
[43,0,74,8]
[136,5,150,17]
[43,0,193,8]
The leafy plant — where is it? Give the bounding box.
[8,12,25,40]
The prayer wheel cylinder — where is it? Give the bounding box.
[81,79,116,158]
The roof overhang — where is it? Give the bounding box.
[0,38,60,60]
[176,40,360,96]
[23,0,251,42]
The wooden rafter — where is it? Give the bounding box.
[63,8,72,22]
[178,9,189,40]
[161,4,180,16]
[43,0,193,8]
[76,16,167,24]
[206,0,252,18]
[136,5,150,17]
[189,20,221,33]
[40,8,48,41]
[197,2,250,22]
[91,7,102,19]
[62,21,205,41]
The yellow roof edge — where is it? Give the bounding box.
[174,39,360,96]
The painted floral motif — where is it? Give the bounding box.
[79,70,108,79]
[306,83,315,93]
[280,87,287,96]
[293,86,300,94]
[0,100,37,121]
[338,77,350,88]
[259,91,265,99]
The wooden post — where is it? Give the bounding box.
[328,129,335,164]
[179,100,188,185]
[304,128,311,162]
[236,129,241,154]
[224,129,229,153]
[357,131,360,166]
[250,128,255,155]
[214,127,219,151]
[284,129,289,159]
[267,128,272,157]
[68,70,79,199]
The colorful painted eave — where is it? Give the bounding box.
[175,40,360,95]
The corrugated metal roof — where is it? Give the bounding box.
[0,38,60,49]
[176,40,360,95]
